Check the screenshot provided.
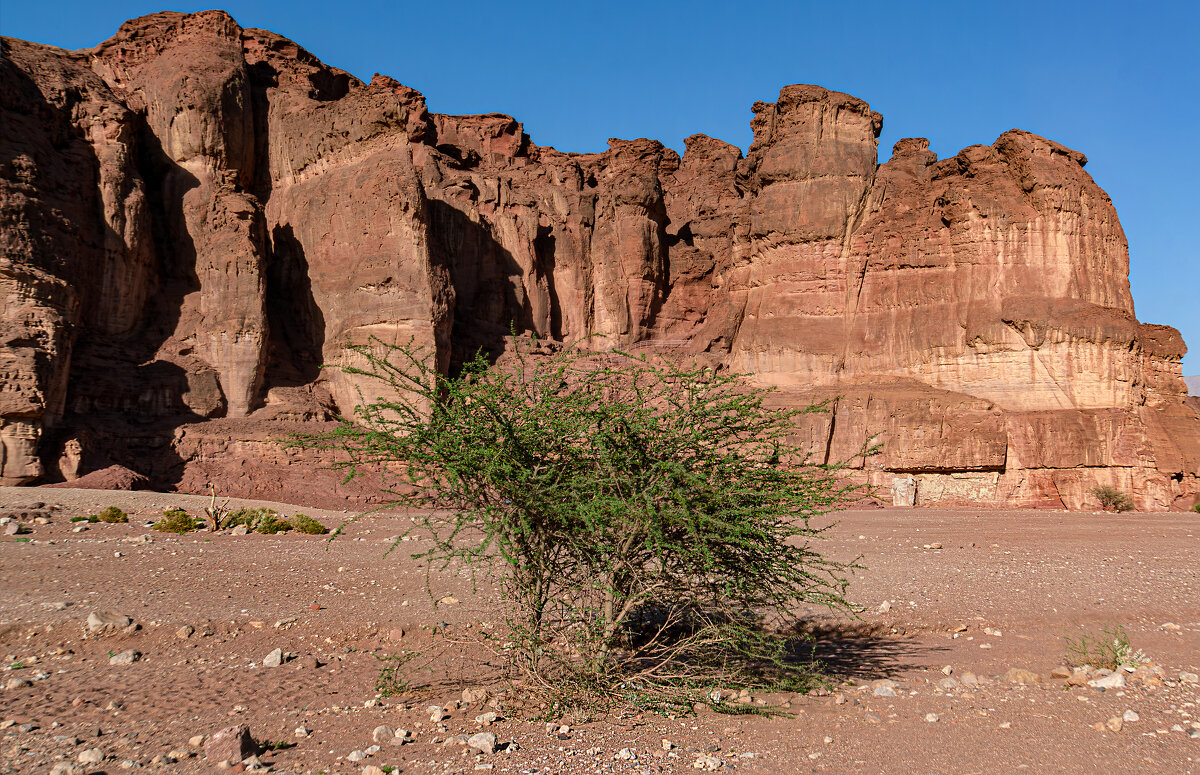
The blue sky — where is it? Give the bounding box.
[4,1,1196,374]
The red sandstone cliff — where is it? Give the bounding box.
[2,11,1196,510]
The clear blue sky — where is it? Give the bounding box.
[4,1,1196,374]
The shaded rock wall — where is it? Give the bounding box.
[1,11,1196,509]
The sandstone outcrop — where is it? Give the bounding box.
[2,11,1196,509]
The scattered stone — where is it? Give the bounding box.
[4,678,31,690]
[189,734,206,747]
[475,712,499,726]
[878,601,891,613]
[873,682,897,698]
[428,705,449,722]
[372,725,394,744]
[1004,668,1041,685]
[108,650,140,666]
[77,748,105,764]
[362,767,387,775]
[616,748,637,761]
[1105,716,1123,732]
[1050,666,1072,679]
[940,665,953,675]
[347,750,368,761]
[468,732,497,755]
[937,677,959,691]
[294,726,310,738]
[86,611,132,634]
[693,752,722,770]
[231,525,249,535]
[1123,710,1139,722]
[204,724,256,763]
[960,672,979,687]
[924,713,939,722]
[262,648,284,668]
[1179,671,1199,684]
[176,625,195,639]
[50,764,81,775]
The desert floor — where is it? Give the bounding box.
[1,486,1198,774]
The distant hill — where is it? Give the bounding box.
[1187,376,1200,396]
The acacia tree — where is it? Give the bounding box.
[297,336,870,708]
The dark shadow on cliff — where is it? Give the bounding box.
[262,223,326,388]
[427,198,534,371]
[46,106,209,490]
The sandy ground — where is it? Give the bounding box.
[1,486,1198,774]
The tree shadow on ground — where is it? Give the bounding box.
[787,617,947,681]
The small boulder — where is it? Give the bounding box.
[1003,668,1041,685]
[467,731,497,755]
[77,748,105,764]
[108,650,140,666]
[262,648,284,668]
[1088,673,1126,690]
[204,724,256,763]
[371,725,394,744]
[86,611,131,634]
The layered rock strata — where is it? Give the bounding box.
[2,11,1196,509]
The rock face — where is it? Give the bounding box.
[2,11,1197,509]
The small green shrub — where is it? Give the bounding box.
[256,514,293,534]
[1064,624,1148,670]
[69,515,89,523]
[224,507,277,530]
[94,506,128,524]
[1192,503,1200,514]
[153,508,201,534]
[1092,486,1134,512]
[289,513,328,534]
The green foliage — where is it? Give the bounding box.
[255,514,293,534]
[153,508,202,534]
[224,507,277,529]
[69,515,90,523]
[295,336,872,709]
[1091,486,1134,512]
[1064,624,1148,671]
[374,651,420,698]
[1192,503,1200,514]
[290,513,328,534]
[94,506,128,523]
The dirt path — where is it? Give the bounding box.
[1,487,1197,774]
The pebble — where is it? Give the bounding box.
[347,750,368,761]
[362,767,387,775]
[4,678,31,690]
[1180,671,1199,684]
[189,734,206,747]
[86,611,132,633]
[372,725,394,744]
[873,684,897,697]
[476,712,499,726]
[262,648,284,668]
[428,705,449,722]
[1105,716,1123,732]
[1122,710,1139,722]
[924,713,939,723]
[295,726,310,738]
[176,625,195,639]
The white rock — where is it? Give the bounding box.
[428,705,448,722]
[371,725,394,744]
[1088,673,1126,690]
[262,649,283,668]
[1179,671,1199,684]
[924,713,939,723]
[1123,710,1139,722]
[347,750,368,761]
[475,712,498,726]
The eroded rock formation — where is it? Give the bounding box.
[2,11,1196,509]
